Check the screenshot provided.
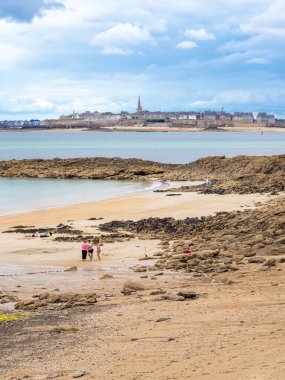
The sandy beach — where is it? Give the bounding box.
[1,188,284,379]
[102,125,285,132]
[0,191,267,230]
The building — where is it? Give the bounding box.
[256,112,275,123]
[232,112,254,123]
[219,112,232,121]
[137,96,142,113]
[202,111,218,121]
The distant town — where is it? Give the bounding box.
[1,97,284,129]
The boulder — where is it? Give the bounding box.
[248,257,266,264]
[177,291,197,299]
[64,266,78,272]
[122,281,146,295]
[263,258,277,267]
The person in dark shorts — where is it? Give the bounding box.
[88,240,94,261]
[81,240,88,261]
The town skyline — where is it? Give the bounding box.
[0,98,282,127]
[0,1,285,120]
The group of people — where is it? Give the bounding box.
[25,231,53,238]
[81,240,101,261]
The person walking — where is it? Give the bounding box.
[96,242,101,260]
[81,240,88,261]
[88,240,94,261]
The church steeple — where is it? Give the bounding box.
[137,96,142,113]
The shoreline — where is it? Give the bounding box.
[1,126,285,132]
[0,191,269,231]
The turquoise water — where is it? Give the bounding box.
[0,177,161,216]
[0,131,284,215]
[0,131,284,163]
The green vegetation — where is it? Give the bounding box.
[0,311,26,323]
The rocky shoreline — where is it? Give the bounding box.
[0,155,284,194]
[0,155,284,379]
[99,196,285,275]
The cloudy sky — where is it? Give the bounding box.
[0,0,285,119]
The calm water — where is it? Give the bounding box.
[0,177,162,216]
[0,131,284,215]
[0,130,284,163]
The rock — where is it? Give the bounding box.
[99,274,113,279]
[255,234,264,242]
[276,237,285,244]
[258,266,269,272]
[73,371,87,378]
[122,281,146,295]
[248,257,266,264]
[263,258,277,267]
[133,266,147,273]
[150,289,166,296]
[277,257,285,263]
[64,266,78,272]
[15,292,97,310]
[252,243,265,250]
[156,317,171,322]
[177,291,197,299]
[0,292,18,304]
[161,294,185,301]
[244,251,256,257]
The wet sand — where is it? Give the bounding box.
[0,191,270,300]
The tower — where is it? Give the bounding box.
[137,96,142,113]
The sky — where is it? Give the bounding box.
[0,0,285,119]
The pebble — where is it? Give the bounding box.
[156,317,171,322]
[73,370,87,378]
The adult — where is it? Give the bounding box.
[88,240,94,261]
[96,242,101,261]
[81,240,88,261]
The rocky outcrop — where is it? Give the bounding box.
[0,157,172,180]
[101,196,285,274]
[0,155,284,194]
[15,291,97,311]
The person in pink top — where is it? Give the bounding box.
[81,240,88,261]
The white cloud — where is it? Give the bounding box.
[185,28,215,40]
[176,40,198,49]
[91,23,152,54]
[189,87,285,109]
[0,0,285,117]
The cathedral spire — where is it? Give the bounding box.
[137,96,142,113]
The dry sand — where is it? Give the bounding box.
[0,191,284,380]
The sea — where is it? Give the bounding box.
[0,130,284,215]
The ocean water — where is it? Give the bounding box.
[0,130,284,163]
[0,177,162,216]
[0,130,284,215]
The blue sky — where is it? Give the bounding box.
[0,0,285,119]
